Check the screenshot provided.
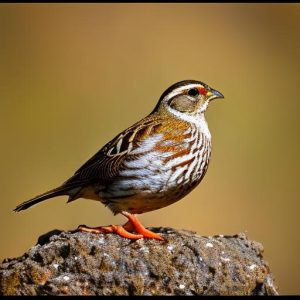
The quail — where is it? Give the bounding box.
[14,80,224,240]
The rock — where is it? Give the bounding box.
[0,227,278,295]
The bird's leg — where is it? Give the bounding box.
[121,211,164,241]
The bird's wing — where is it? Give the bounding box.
[63,115,163,186]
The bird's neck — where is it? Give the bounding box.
[170,110,211,140]
[197,114,211,140]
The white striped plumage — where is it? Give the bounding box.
[102,117,212,214]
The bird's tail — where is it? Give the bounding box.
[14,184,81,212]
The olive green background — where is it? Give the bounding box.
[0,4,299,294]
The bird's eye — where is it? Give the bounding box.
[188,88,199,97]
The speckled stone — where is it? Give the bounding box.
[0,228,278,295]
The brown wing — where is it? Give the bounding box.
[63,115,163,186]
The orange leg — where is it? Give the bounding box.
[121,212,163,241]
[78,211,163,241]
[78,224,143,240]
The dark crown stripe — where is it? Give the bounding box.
[159,80,206,102]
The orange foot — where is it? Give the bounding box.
[78,211,163,241]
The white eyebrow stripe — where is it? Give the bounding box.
[163,83,203,101]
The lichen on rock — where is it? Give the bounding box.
[0,228,278,295]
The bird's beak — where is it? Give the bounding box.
[207,89,224,100]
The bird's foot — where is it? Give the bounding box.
[77,212,163,241]
[122,211,164,241]
[77,224,143,240]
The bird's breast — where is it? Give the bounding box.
[96,124,212,214]
[161,127,212,192]
[105,124,211,197]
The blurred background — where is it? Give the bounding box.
[0,3,299,294]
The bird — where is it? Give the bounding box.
[14,80,224,241]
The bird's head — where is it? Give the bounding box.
[153,80,224,121]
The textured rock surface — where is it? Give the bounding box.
[0,228,278,295]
